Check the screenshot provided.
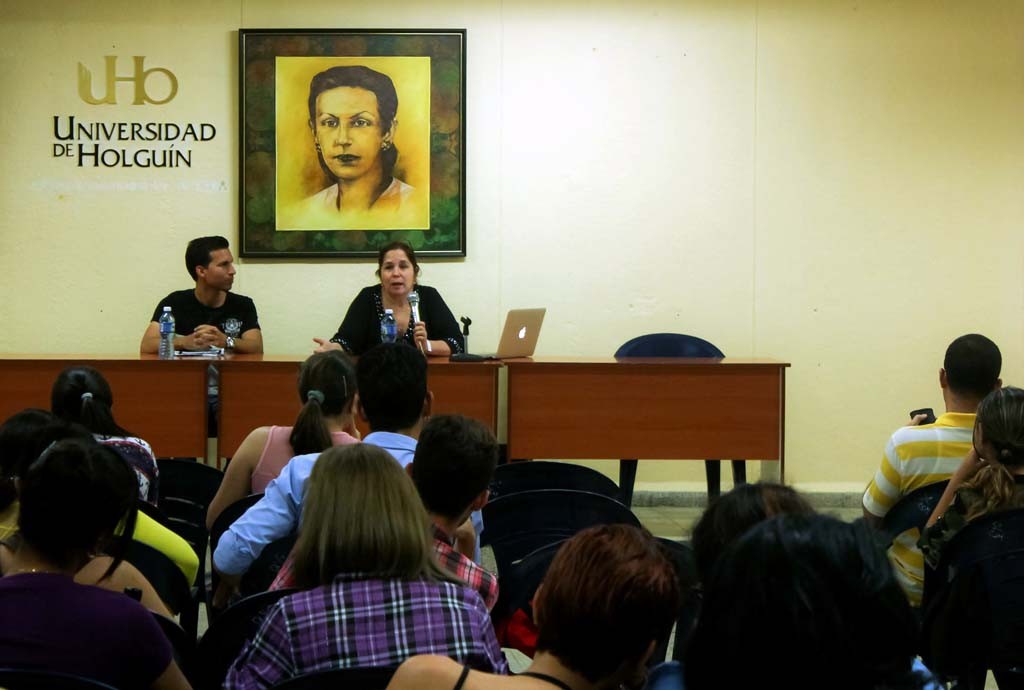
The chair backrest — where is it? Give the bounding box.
[653,538,701,664]
[923,508,1024,684]
[269,665,399,690]
[0,669,118,690]
[490,461,621,502]
[124,540,194,612]
[492,540,565,622]
[881,480,950,547]
[152,612,196,682]
[240,533,299,598]
[195,588,298,690]
[156,458,223,511]
[614,333,724,359]
[209,493,264,558]
[158,496,209,560]
[481,489,640,576]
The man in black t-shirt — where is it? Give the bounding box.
[139,236,263,354]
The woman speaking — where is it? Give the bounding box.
[314,241,463,356]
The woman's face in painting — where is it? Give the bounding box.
[312,86,391,182]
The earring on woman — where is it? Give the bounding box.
[381,141,391,150]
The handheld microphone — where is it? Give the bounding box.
[409,291,431,353]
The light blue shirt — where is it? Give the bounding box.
[212,431,483,574]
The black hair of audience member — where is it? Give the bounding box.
[535,524,680,685]
[0,409,53,512]
[185,234,230,280]
[944,333,1002,401]
[686,514,927,690]
[356,342,427,432]
[411,415,498,520]
[50,366,133,438]
[289,350,357,456]
[18,438,138,580]
[690,481,814,584]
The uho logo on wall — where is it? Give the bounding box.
[78,56,178,105]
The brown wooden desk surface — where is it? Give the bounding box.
[217,355,502,457]
[0,355,209,457]
[506,357,789,472]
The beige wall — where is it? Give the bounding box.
[2,0,1021,492]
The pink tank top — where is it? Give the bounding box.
[250,425,359,493]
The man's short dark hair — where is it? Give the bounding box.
[411,415,498,519]
[356,343,427,432]
[185,235,229,280]
[944,334,1001,400]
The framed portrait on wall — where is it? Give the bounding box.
[238,29,466,258]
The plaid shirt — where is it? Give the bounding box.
[225,574,508,690]
[269,526,499,612]
[431,525,499,611]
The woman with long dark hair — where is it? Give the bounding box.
[206,350,359,528]
[51,366,159,503]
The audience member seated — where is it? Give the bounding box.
[920,386,1024,564]
[224,443,507,690]
[690,481,814,585]
[206,350,360,528]
[684,514,939,690]
[0,438,191,690]
[268,415,500,610]
[862,333,1002,606]
[0,409,196,605]
[214,343,481,604]
[51,365,160,504]
[386,524,678,690]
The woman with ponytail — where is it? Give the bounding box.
[920,386,1024,567]
[51,366,159,504]
[206,350,359,528]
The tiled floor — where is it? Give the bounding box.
[634,505,865,540]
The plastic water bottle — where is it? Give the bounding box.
[158,306,176,360]
[380,309,398,344]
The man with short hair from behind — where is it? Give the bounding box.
[212,342,433,606]
[139,235,262,354]
[409,415,499,609]
[863,333,1001,606]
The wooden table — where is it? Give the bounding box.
[0,355,210,458]
[505,357,789,501]
[217,355,502,457]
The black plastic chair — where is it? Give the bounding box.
[152,611,196,682]
[156,458,223,512]
[124,540,196,636]
[0,669,118,690]
[654,538,701,664]
[490,461,622,502]
[492,540,565,623]
[208,493,296,614]
[195,588,298,690]
[614,333,745,503]
[881,480,950,549]
[922,508,1024,690]
[481,489,640,576]
[270,666,399,690]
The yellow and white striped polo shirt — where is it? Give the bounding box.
[862,412,975,606]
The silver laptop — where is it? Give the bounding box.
[473,308,546,359]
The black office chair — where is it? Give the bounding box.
[922,508,1024,690]
[489,460,622,502]
[208,493,296,611]
[614,333,745,503]
[0,669,118,690]
[481,489,640,576]
[152,611,196,682]
[270,666,399,690]
[156,457,223,512]
[195,588,298,690]
[880,480,950,549]
[124,541,196,633]
[654,537,701,664]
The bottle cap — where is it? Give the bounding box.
[163,306,171,312]
[384,309,394,314]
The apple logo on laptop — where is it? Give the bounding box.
[518,327,527,340]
